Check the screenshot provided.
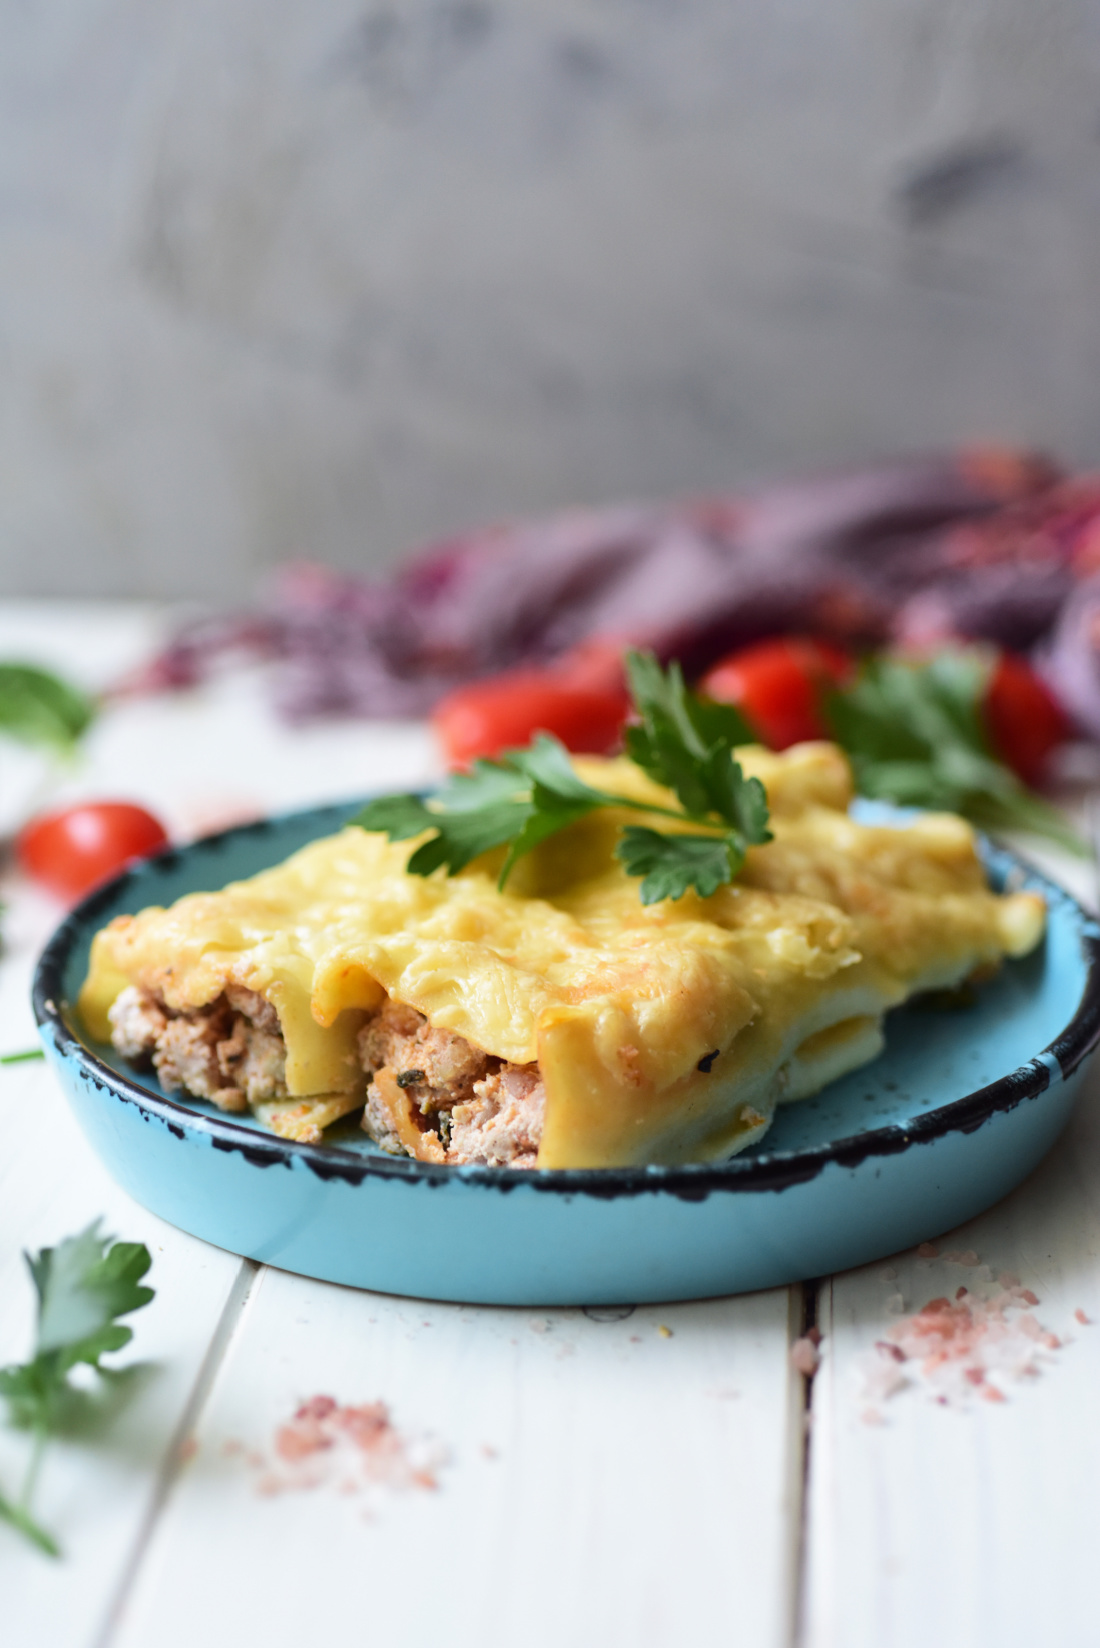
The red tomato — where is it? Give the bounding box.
[17,802,170,901]
[700,638,853,750]
[433,671,629,767]
[983,653,1071,787]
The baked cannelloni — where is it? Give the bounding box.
[79,743,1045,1169]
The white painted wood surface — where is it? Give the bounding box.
[805,1068,1100,1648]
[4,602,1100,1648]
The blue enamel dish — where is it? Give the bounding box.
[32,800,1100,1305]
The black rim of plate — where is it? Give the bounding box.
[31,800,1100,1202]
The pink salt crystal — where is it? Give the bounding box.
[790,1337,820,1375]
[999,1271,1021,1289]
[955,1287,968,1301]
[1019,1314,1044,1341]
[275,1420,333,1462]
[1042,1333,1061,1350]
[861,1408,886,1426]
[296,1394,337,1421]
[964,1368,984,1386]
[1075,1309,1091,1326]
[980,1384,1007,1404]
[916,1243,939,1259]
[957,1250,980,1267]
[337,1402,391,1451]
[1021,1289,1040,1307]
[876,1341,907,1363]
[941,1250,962,1263]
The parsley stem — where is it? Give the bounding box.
[0,1049,45,1065]
[0,1484,59,1558]
[21,1419,48,1514]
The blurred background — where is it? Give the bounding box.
[5,0,1100,600]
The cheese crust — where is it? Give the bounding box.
[79,743,1046,1168]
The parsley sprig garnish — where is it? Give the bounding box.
[826,652,1086,855]
[0,1222,154,1557]
[354,651,771,904]
[0,664,95,754]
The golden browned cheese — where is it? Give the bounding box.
[79,744,1045,1168]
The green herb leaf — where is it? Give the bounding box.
[354,654,772,903]
[826,653,1086,855]
[615,826,741,904]
[623,652,756,819]
[0,664,95,753]
[0,1049,45,1065]
[29,1226,153,1364]
[0,1223,155,1557]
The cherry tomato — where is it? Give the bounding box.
[433,671,629,767]
[983,652,1071,787]
[700,638,853,750]
[17,802,170,901]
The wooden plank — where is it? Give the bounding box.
[111,1269,803,1648]
[0,872,249,1647]
[0,604,437,1643]
[804,1059,1100,1648]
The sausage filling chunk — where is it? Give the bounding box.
[108,986,545,1167]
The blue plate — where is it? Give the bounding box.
[32,801,1100,1305]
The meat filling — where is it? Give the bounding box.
[108,986,545,1167]
[108,984,288,1112]
[358,999,545,1169]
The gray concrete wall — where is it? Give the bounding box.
[3,0,1100,599]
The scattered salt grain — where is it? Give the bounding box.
[856,1259,1068,1413]
[885,1292,905,1314]
[880,1267,898,1282]
[657,1324,674,1340]
[790,1337,821,1376]
[1075,1309,1091,1326]
[529,1318,551,1334]
[246,1396,448,1501]
[916,1243,939,1259]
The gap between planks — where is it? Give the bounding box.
[90,1258,262,1648]
[784,1277,822,1648]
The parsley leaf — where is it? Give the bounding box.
[0,664,95,753]
[353,653,772,904]
[0,1222,154,1558]
[624,651,756,817]
[826,653,1085,855]
[616,827,742,903]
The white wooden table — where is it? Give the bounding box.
[4,603,1100,1648]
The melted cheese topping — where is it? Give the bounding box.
[79,743,1045,1168]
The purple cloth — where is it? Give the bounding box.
[126,451,1078,721]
